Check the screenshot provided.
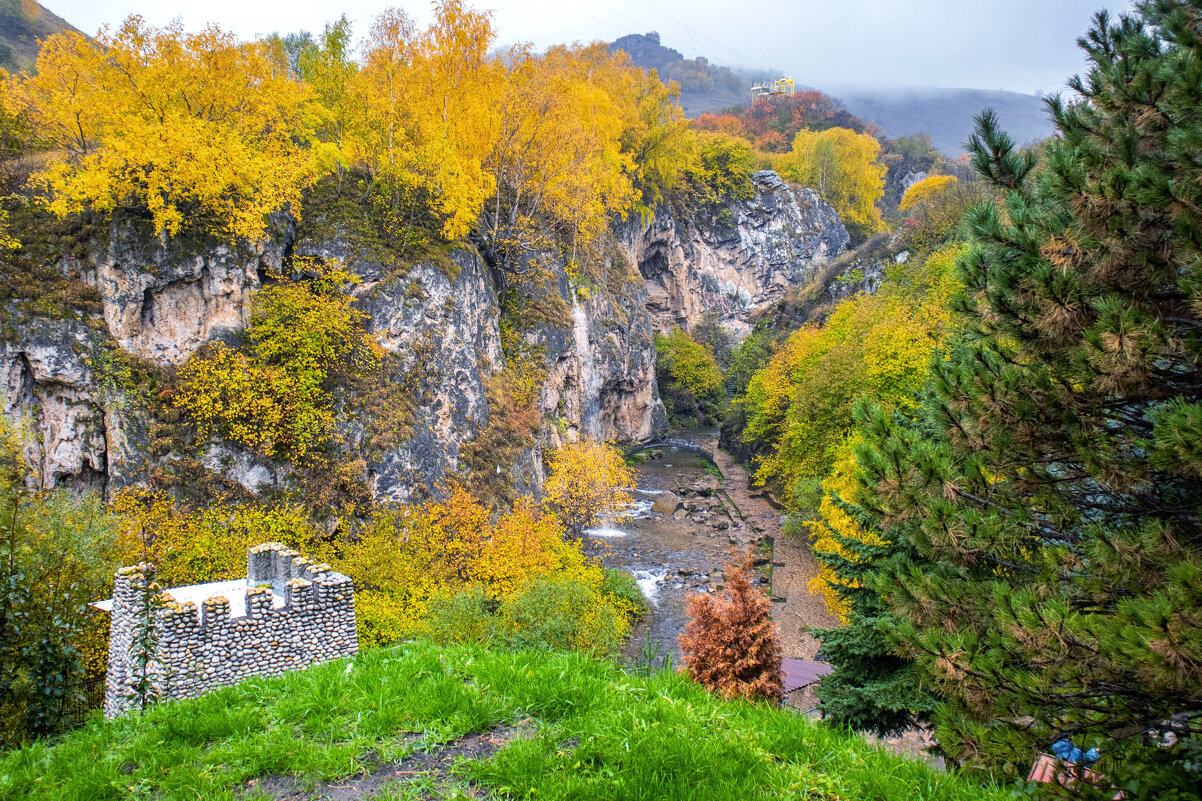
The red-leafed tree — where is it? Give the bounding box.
[678,552,783,702]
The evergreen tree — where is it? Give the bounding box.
[849,2,1202,794]
[811,413,939,737]
[679,553,784,703]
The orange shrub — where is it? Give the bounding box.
[678,553,783,702]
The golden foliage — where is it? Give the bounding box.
[779,127,887,239]
[5,17,328,240]
[109,488,320,588]
[654,328,726,425]
[326,484,606,647]
[899,174,958,213]
[805,438,885,621]
[108,482,612,651]
[541,438,634,539]
[5,2,696,264]
[172,262,381,463]
[743,245,965,507]
[351,2,502,239]
[484,42,654,260]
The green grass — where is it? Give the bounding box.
[0,642,1022,801]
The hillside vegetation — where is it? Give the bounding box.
[722,2,1202,796]
[0,641,1012,801]
[0,0,78,72]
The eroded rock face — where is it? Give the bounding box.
[346,250,503,504]
[623,170,850,338]
[538,280,664,446]
[1,318,107,490]
[76,221,287,366]
[1,173,838,500]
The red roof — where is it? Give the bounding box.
[1028,754,1123,799]
[781,658,833,694]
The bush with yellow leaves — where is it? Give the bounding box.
[172,261,380,464]
[541,438,634,540]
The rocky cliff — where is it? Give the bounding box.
[624,170,849,339]
[0,208,665,502]
[1,170,845,502]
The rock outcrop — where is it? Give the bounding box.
[2,316,107,490]
[0,210,668,501]
[624,170,849,339]
[0,172,849,500]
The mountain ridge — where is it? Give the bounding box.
[608,31,1056,155]
[0,0,79,72]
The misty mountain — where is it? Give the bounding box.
[610,32,1056,157]
[837,88,1056,157]
[0,0,80,72]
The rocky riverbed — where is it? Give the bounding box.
[590,433,945,767]
[584,433,839,669]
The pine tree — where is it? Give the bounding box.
[679,553,783,703]
[811,427,939,736]
[851,2,1202,794]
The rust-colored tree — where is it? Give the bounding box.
[678,552,783,703]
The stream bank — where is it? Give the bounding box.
[584,431,839,668]
[591,432,946,767]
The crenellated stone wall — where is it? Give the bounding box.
[103,543,357,718]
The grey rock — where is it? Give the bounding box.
[621,169,849,340]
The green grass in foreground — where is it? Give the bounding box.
[0,642,1023,800]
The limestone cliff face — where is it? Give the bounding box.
[623,170,850,338]
[0,213,665,501]
[3,316,107,490]
[1,172,848,499]
[343,250,503,504]
[80,222,288,366]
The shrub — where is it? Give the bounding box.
[425,575,634,658]
[679,553,783,703]
[0,425,123,746]
[109,489,321,588]
[172,263,380,463]
[498,578,629,657]
[541,439,634,540]
[422,586,496,646]
[328,486,608,647]
[601,568,650,619]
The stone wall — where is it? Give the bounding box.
[103,543,357,718]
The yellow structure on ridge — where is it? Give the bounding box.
[749,77,796,103]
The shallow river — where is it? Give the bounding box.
[583,443,761,666]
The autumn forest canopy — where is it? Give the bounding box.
[0,1,923,257]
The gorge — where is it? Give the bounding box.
[2,171,849,503]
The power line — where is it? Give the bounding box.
[634,0,776,73]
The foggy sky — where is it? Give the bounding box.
[45,0,1134,94]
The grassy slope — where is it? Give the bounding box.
[0,642,1020,801]
[0,0,80,72]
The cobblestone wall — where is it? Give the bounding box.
[103,543,358,718]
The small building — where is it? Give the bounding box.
[94,542,357,718]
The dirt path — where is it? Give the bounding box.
[700,436,840,659]
[250,725,525,800]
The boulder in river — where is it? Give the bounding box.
[652,491,682,514]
